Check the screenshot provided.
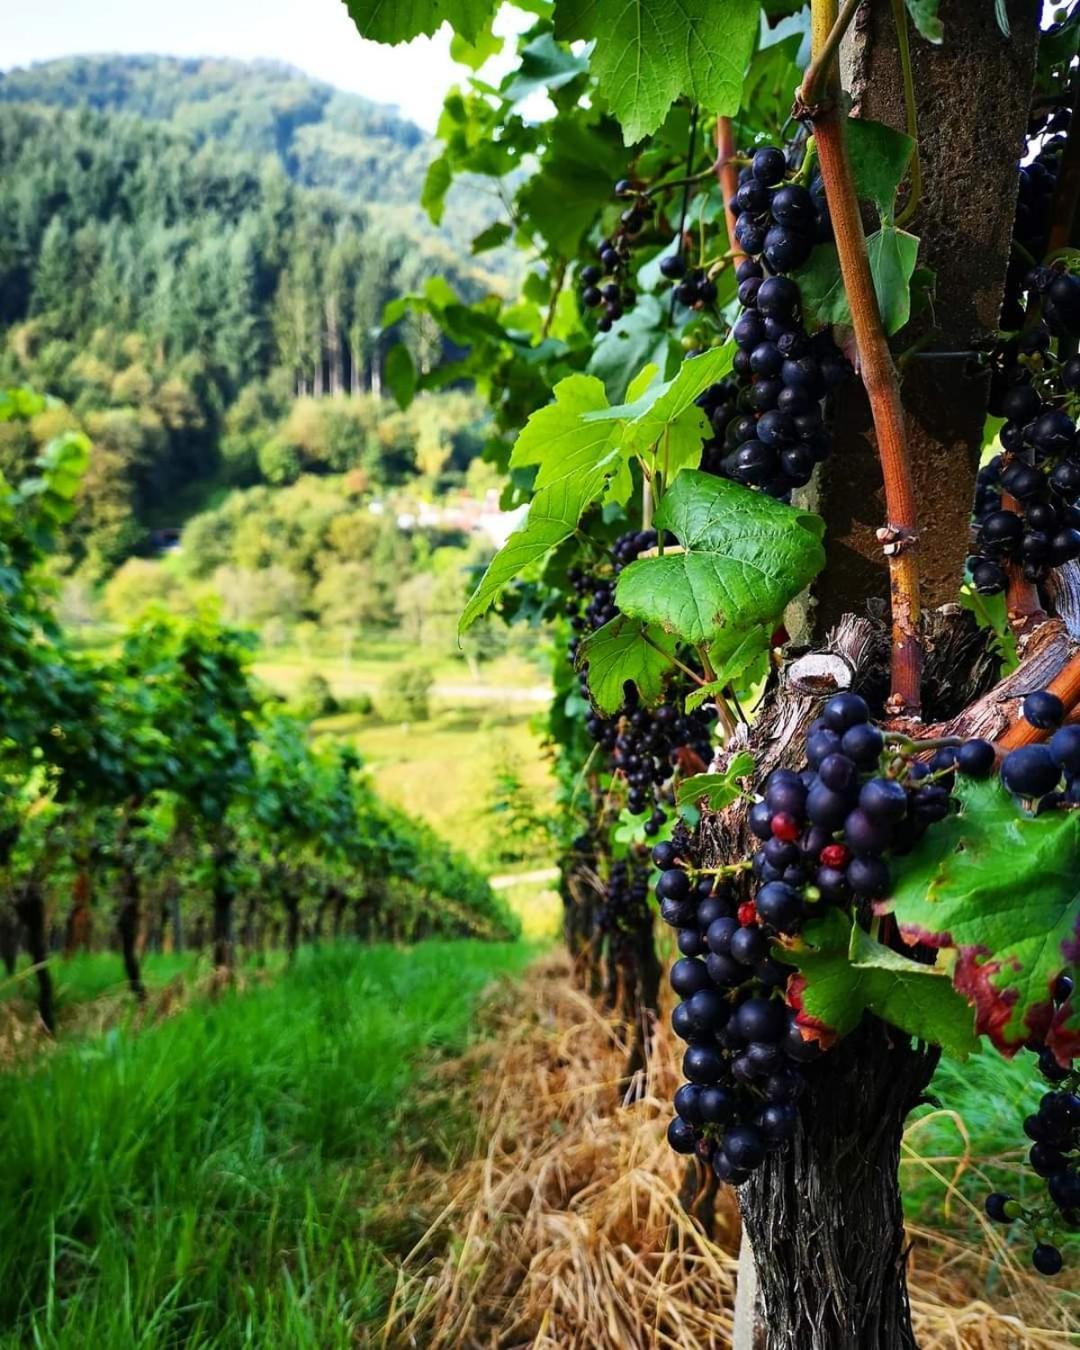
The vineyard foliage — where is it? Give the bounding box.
[348,0,1080,1291]
[0,387,512,1022]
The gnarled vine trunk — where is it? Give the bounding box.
[64,866,93,955]
[211,836,236,970]
[15,881,54,1033]
[0,910,18,977]
[283,890,301,964]
[740,1021,939,1350]
[116,862,146,1001]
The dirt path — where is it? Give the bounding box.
[488,868,559,890]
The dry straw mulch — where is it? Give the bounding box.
[380,955,1080,1350]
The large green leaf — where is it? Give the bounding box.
[460,376,621,631]
[886,779,1080,1057]
[583,345,735,487]
[554,0,759,142]
[867,227,920,334]
[341,0,496,44]
[576,615,677,713]
[846,118,914,219]
[618,344,736,478]
[421,154,453,225]
[614,471,825,646]
[587,296,680,403]
[781,910,978,1057]
[384,344,417,410]
[798,227,919,336]
[503,32,590,102]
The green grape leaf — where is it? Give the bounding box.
[554,0,760,143]
[584,344,735,486]
[1040,9,1080,75]
[675,752,755,810]
[625,363,662,403]
[460,376,621,631]
[845,118,914,219]
[885,779,1080,1060]
[421,154,453,225]
[780,910,978,1057]
[576,615,678,714]
[868,226,921,334]
[798,228,920,336]
[518,116,628,256]
[449,20,502,68]
[341,0,496,45]
[683,680,727,716]
[614,471,825,645]
[384,345,417,409]
[613,804,675,852]
[618,344,736,481]
[684,625,773,713]
[904,0,943,43]
[471,221,512,254]
[587,296,680,403]
[503,32,590,101]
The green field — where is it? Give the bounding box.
[0,940,533,1348]
[251,644,557,872]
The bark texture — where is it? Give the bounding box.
[0,911,16,976]
[117,862,146,1001]
[15,882,54,1033]
[740,1022,939,1350]
[816,0,1041,626]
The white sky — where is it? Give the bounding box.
[1,0,510,130]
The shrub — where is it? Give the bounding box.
[292,672,338,720]
[375,664,432,722]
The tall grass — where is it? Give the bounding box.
[0,940,531,1347]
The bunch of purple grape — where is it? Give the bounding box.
[971,350,1080,595]
[1001,99,1073,329]
[567,533,717,816]
[998,689,1080,803]
[694,287,849,499]
[579,180,652,331]
[730,146,832,273]
[971,97,1080,597]
[596,855,652,938]
[658,690,1023,1186]
[985,974,1077,1278]
[689,143,850,500]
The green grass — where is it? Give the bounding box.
[903,1049,1045,1228]
[253,645,549,700]
[1,951,293,1034]
[3,950,200,1008]
[903,1049,1080,1294]
[0,939,533,1348]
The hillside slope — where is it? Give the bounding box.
[0,56,509,568]
[0,54,503,259]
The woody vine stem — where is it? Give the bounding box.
[801,0,924,716]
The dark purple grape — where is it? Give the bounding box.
[1002,745,1062,798]
[668,1115,698,1153]
[1024,689,1065,730]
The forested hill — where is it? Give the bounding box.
[0,56,507,574]
[0,55,497,251]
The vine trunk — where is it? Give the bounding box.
[740,1020,939,1350]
